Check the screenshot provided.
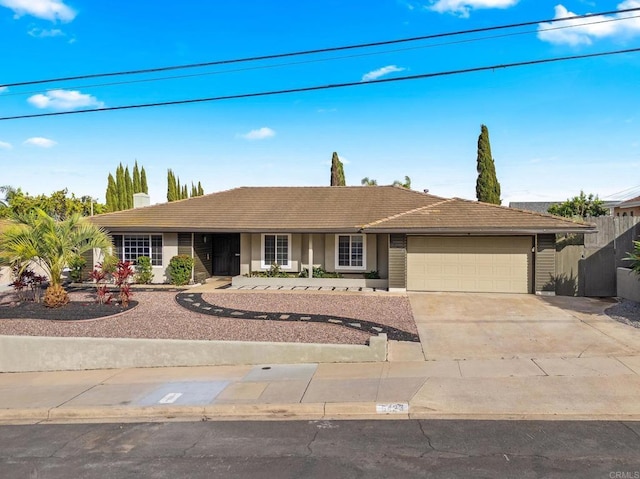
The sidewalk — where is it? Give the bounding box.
[2,354,640,424]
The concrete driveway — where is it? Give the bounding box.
[409,292,640,360]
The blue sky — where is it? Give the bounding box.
[1,0,640,206]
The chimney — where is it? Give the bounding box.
[133,193,151,208]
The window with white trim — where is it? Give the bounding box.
[262,234,290,268]
[112,234,163,266]
[336,234,365,269]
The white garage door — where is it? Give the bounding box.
[407,236,532,293]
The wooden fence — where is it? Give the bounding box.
[555,216,640,296]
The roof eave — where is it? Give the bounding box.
[361,227,596,235]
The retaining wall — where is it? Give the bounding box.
[0,334,388,372]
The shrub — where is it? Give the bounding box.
[299,266,341,279]
[113,261,135,307]
[68,255,86,283]
[365,270,380,279]
[10,265,47,303]
[89,259,134,306]
[168,254,194,286]
[625,240,640,275]
[134,256,154,284]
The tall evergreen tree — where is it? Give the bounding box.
[140,167,148,194]
[191,183,197,198]
[116,163,126,211]
[182,184,188,200]
[167,169,177,202]
[475,125,501,205]
[105,174,118,212]
[124,166,133,209]
[330,152,346,186]
[197,181,204,196]
[132,161,141,193]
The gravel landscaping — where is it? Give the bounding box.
[605,299,640,329]
[0,290,416,345]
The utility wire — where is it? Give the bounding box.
[2,13,637,98]
[2,47,638,121]
[1,6,639,89]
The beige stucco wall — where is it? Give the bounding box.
[301,234,326,270]
[160,233,178,283]
[240,233,252,275]
[242,233,384,276]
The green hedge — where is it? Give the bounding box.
[168,255,194,286]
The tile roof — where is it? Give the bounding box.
[617,195,640,208]
[91,186,594,234]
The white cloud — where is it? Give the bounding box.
[428,0,519,17]
[0,140,12,150]
[538,1,640,46]
[24,137,57,148]
[0,0,76,22]
[238,127,276,141]
[28,27,65,38]
[362,65,406,82]
[27,89,104,110]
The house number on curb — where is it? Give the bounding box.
[376,403,409,414]
[158,393,183,404]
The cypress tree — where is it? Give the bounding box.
[191,183,197,198]
[197,181,204,196]
[124,166,133,209]
[132,161,141,193]
[116,163,126,211]
[182,184,188,200]
[330,152,346,186]
[140,167,148,194]
[167,169,177,202]
[106,174,118,212]
[475,125,501,205]
[176,178,182,200]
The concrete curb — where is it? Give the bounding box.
[0,334,388,372]
[4,404,640,425]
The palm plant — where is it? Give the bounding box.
[361,177,378,186]
[0,209,112,307]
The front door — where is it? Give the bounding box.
[212,234,240,276]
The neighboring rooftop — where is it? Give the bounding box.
[508,201,560,215]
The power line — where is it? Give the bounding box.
[2,46,638,122]
[2,6,639,89]
[3,14,637,98]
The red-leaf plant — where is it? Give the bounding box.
[113,261,134,307]
[90,261,134,307]
[89,263,112,305]
[10,265,47,303]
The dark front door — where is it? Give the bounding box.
[212,234,240,276]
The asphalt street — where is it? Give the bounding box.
[1,419,639,478]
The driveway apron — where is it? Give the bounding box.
[408,292,640,360]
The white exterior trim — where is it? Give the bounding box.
[334,234,367,271]
[260,233,292,270]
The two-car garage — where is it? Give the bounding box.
[406,236,533,293]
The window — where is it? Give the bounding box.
[262,234,290,268]
[336,234,365,269]
[112,234,163,266]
